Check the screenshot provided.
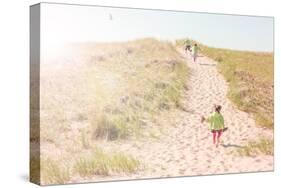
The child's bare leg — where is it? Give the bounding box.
[212,131,216,145]
[194,55,197,62]
[217,130,223,146]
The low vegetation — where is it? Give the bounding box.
[41,158,70,185]
[74,148,141,177]
[40,148,140,185]
[238,138,274,157]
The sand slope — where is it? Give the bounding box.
[66,49,274,184]
[94,50,274,182]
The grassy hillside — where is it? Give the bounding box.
[37,38,188,184]
[177,40,273,128]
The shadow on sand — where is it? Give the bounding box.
[199,63,216,66]
[222,144,244,148]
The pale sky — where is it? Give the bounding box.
[41,3,274,52]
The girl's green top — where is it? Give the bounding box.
[192,46,199,55]
[206,112,225,130]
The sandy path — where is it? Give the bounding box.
[85,51,273,183]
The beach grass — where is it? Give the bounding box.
[41,158,70,185]
[238,138,274,156]
[73,148,141,177]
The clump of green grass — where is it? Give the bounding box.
[41,158,70,185]
[238,138,274,157]
[73,148,140,177]
[74,150,110,176]
[92,114,129,141]
[163,62,188,108]
[110,152,141,173]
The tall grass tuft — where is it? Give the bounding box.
[73,148,141,177]
[92,114,129,141]
[41,158,70,185]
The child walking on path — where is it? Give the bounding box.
[191,44,199,62]
[202,105,227,147]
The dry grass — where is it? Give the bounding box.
[40,149,140,185]
[41,158,70,185]
[74,148,141,177]
[238,138,274,157]
[177,40,273,128]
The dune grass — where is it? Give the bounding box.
[74,148,141,177]
[40,149,140,185]
[176,39,273,129]
[238,138,274,157]
[41,158,70,185]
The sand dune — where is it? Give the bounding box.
[37,41,273,184]
[89,50,273,182]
